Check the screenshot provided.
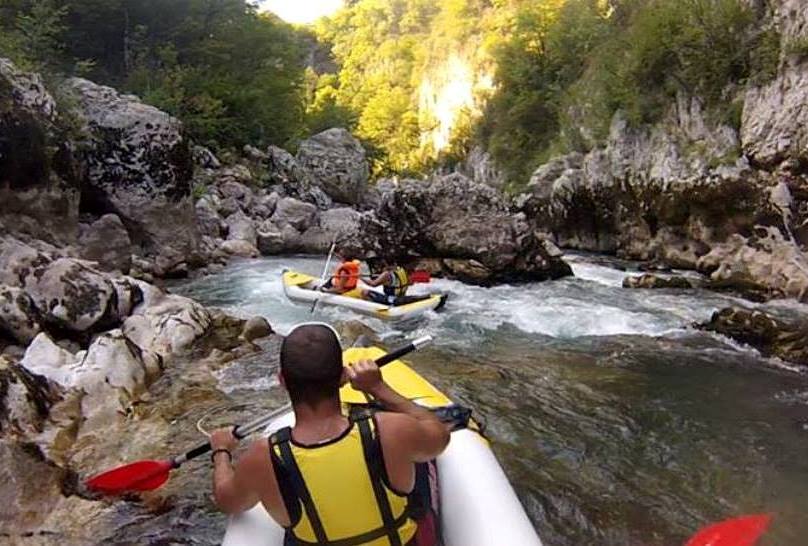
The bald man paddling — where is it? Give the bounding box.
[210,324,449,545]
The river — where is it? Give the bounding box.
[171,254,808,546]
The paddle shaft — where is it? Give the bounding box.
[310,242,337,313]
[171,336,434,468]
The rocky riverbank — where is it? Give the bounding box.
[515,0,808,303]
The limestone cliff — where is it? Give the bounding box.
[518,0,808,301]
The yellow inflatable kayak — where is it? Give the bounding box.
[282,269,448,321]
[222,346,543,546]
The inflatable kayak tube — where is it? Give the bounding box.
[282,269,447,322]
[222,346,543,546]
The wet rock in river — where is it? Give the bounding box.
[241,316,272,342]
[356,173,573,284]
[623,274,694,289]
[442,259,493,285]
[698,307,808,367]
[256,221,285,255]
[219,239,260,257]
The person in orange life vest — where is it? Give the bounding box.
[209,324,450,546]
[320,248,362,294]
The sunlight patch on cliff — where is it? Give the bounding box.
[418,53,494,154]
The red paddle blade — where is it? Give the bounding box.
[685,514,772,546]
[410,271,431,283]
[85,459,173,495]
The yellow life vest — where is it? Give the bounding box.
[269,411,417,546]
[384,267,409,298]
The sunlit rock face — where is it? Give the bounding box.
[418,50,494,154]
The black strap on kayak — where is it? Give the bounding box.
[270,428,328,543]
[356,411,403,546]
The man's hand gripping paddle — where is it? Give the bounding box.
[84,336,433,495]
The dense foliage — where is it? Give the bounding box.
[480,0,780,186]
[0,0,308,149]
[0,0,783,185]
[310,0,779,185]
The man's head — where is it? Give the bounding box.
[280,324,343,406]
[335,246,353,262]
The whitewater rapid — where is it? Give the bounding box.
[176,254,753,345]
[172,253,808,546]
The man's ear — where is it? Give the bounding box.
[279,370,287,390]
[339,366,350,387]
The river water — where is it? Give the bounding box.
[172,254,808,546]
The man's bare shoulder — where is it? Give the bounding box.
[375,410,420,432]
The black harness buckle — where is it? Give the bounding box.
[433,404,473,431]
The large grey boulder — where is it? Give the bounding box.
[24,257,139,336]
[0,59,82,245]
[78,214,132,273]
[296,129,369,205]
[220,239,259,257]
[62,78,198,263]
[196,198,227,239]
[358,174,572,284]
[320,207,363,240]
[271,197,318,232]
[256,221,284,255]
[0,236,144,337]
[219,180,255,210]
[123,280,212,358]
[226,211,257,247]
[266,146,333,209]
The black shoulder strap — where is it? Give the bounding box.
[356,415,403,546]
[269,428,328,543]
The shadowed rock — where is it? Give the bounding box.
[0,59,82,245]
[78,214,132,273]
[698,307,808,367]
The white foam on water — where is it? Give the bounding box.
[173,256,783,349]
[567,260,641,288]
